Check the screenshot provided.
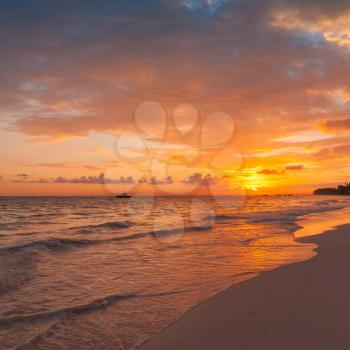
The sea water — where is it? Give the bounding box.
[0,195,348,349]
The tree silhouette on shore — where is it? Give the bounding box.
[314,183,350,195]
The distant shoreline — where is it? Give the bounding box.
[314,183,350,196]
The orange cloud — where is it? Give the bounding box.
[257,169,283,175]
[320,118,350,132]
[2,0,350,194]
[285,164,304,171]
[314,144,350,160]
[271,8,350,47]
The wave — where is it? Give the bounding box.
[1,238,95,253]
[70,220,133,231]
[209,204,348,225]
[316,199,338,206]
[1,225,213,254]
[0,288,193,326]
[27,221,58,225]
[109,224,212,242]
[210,213,296,224]
[0,293,136,326]
[28,213,64,218]
[239,233,296,246]
[152,225,212,239]
[72,212,91,216]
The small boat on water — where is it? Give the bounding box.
[116,192,131,198]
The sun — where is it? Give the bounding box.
[242,172,264,191]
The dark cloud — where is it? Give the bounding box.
[149,176,174,185]
[183,173,217,186]
[13,173,175,185]
[258,165,304,174]
[17,173,30,178]
[54,173,136,184]
[257,168,282,175]
[139,176,174,185]
[285,164,304,170]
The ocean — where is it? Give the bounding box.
[0,195,349,350]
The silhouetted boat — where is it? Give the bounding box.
[116,193,131,198]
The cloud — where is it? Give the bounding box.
[314,144,350,160]
[321,118,350,132]
[183,173,217,186]
[138,176,174,185]
[53,173,136,185]
[14,173,175,185]
[257,169,282,175]
[258,165,304,174]
[23,162,102,170]
[1,0,350,148]
[270,7,350,47]
[9,113,129,142]
[25,162,78,168]
[17,173,30,178]
[273,131,334,143]
[87,146,106,154]
[84,165,103,171]
[285,164,304,170]
[2,0,350,195]
[149,176,174,185]
[23,162,103,171]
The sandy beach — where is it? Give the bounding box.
[139,223,350,350]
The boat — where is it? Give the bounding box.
[116,192,131,198]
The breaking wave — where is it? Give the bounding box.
[1,225,213,254]
[0,289,193,326]
[209,203,348,225]
[0,293,136,326]
[1,238,95,253]
[70,220,133,231]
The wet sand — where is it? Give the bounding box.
[139,223,350,350]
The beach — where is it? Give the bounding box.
[139,223,350,350]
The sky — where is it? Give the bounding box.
[1,0,350,196]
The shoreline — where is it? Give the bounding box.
[138,223,350,349]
